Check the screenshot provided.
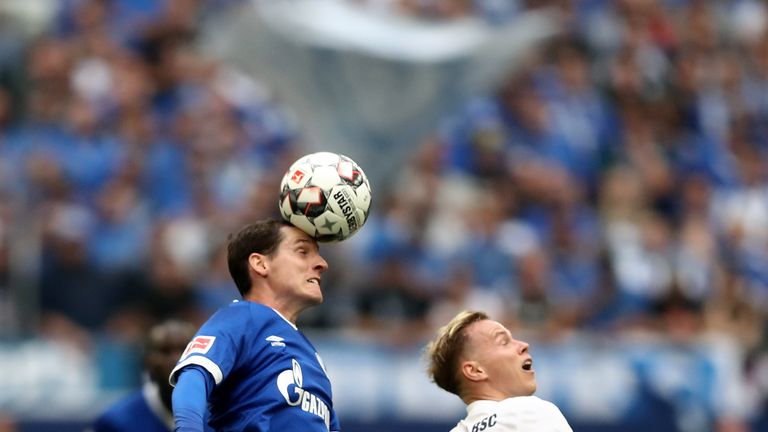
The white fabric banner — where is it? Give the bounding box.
[201,0,558,188]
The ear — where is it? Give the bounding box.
[461,360,487,383]
[249,253,269,277]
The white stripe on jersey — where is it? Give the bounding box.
[169,355,225,386]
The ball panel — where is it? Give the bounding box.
[279,192,293,219]
[289,214,317,237]
[337,160,354,182]
[284,163,313,189]
[309,166,342,191]
[326,185,361,237]
[296,186,327,218]
[307,152,340,166]
[296,187,322,206]
[338,155,366,187]
[353,183,372,213]
[313,211,346,237]
[354,208,366,226]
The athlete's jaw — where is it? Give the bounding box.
[301,275,324,303]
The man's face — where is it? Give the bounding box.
[267,225,329,307]
[464,319,536,397]
[146,326,194,385]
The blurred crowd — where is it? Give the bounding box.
[0,0,300,344]
[342,0,768,355]
[0,0,767,426]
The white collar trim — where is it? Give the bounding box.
[270,307,298,330]
[142,380,174,430]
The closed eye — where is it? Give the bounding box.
[495,333,510,345]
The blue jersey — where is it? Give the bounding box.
[170,301,340,432]
[91,383,172,432]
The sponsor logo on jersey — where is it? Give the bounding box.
[181,336,216,358]
[266,335,286,347]
[277,359,331,430]
[471,413,497,432]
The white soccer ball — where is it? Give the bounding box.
[279,152,372,242]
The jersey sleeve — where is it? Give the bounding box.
[173,366,214,432]
[329,403,340,432]
[169,304,253,386]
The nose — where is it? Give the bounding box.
[315,255,329,273]
[517,340,529,354]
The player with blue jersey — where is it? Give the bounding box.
[170,219,340,432]
[90,320,199,432]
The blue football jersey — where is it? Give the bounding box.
[91,383,173,432]
[170,301,340,432]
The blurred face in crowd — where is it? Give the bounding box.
[461,319,536,399]
[146,322,194,383]
[146,321,196,408]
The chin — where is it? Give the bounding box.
[305,290,324,305]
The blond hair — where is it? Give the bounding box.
[425,310,489,396]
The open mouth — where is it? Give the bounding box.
[522,359,533,371]
[307,278,321,286]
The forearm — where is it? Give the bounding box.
[172,366,213,432]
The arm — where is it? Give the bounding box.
[172,366,214,432]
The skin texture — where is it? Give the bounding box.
[246,225,329,323]
[459,319,536,404]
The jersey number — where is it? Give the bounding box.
[471,414,497,432]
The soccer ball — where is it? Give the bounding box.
[279,152,372,242]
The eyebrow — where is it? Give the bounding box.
[293,238,318,248]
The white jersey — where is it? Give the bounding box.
[450,396,572,432]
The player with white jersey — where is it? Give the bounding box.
[453,396,571,432]
[170,219,340,432]
[426,311,572,432]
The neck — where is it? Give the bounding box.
[462,387,509,405]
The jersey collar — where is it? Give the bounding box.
[143,379,174,430]
[270,307,298,330]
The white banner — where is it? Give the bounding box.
[200,0,558,189]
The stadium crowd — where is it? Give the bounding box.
[0,0,766,429]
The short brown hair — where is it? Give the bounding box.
[227,219,291,297]
[425,310,489,396]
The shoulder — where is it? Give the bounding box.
[500,396,571,431]
[459,401,504,432]
[94,391,148,428]
[501,395,546,406]
[449,423,468,432]
[99,391,146,416]
[202,301,277,335]
[519,396,563,414]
